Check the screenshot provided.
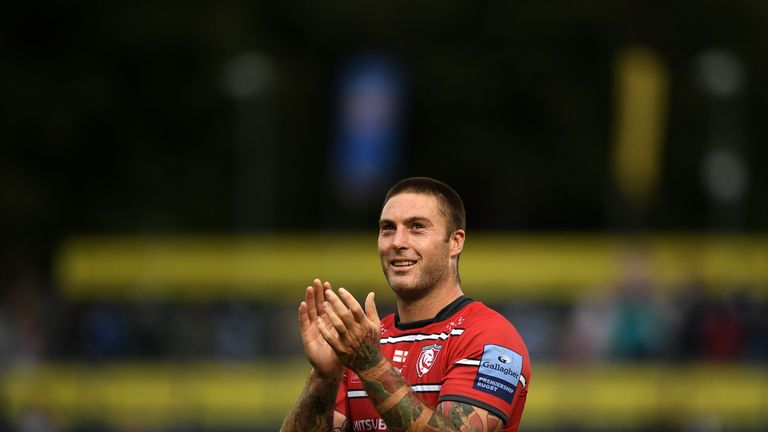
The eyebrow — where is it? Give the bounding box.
[379,216,432,226]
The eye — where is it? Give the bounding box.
[411,222,425,230]
[380,223,395,232]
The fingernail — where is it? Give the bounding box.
[339,287,347,294]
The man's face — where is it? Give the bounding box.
[378,192,457,300]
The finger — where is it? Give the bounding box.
[365,292,380,326]
[312,279,326,318]
[298,301,311,334]
[323,300,350,338]
[338,288,365,322]
[317,315,341,348]
[305,286,318,322]
[325,289,357,328]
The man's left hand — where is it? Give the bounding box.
[317,288,383,373]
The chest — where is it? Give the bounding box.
[379,339,449,384]
[349,320,467,391]
[345,338,452,425]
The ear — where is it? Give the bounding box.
[449,229,465,258]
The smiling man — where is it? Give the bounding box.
[281,177,531,432]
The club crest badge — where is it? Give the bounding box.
[416,344,442,377]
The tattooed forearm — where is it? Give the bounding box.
[439,401,503,432]
[358,365,453,431]
[280,372,342,432]
[333,417,351,432]
[358,363,502,431]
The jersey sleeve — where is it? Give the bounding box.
[438,308,530,428]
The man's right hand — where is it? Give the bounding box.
[299,279,344,378]
[281,279,347,432]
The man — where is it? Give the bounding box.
[281,177,530,432]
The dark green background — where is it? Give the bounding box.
[3,1,767,263]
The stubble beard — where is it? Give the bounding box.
[384,257,450,302]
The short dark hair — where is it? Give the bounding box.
[383,177,466,236]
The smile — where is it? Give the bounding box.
[392,260,417,267]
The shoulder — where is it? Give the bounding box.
[454,302,528,353]
[462,302,515,329]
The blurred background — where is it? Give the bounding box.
[1,1,767,431]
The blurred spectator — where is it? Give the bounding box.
[608,246,672,360]
[0,306,15,366]
[676,279,752,360]
[212,301,259,359]
[167,304,213,359]
[743,290,768,360]
[131,301,169,358]
[0,269,48,365]
[500,302,563,362]
[561,292,617,363]
[610,286,668,360]
[676,278,710,360]
[16,407,60,432]
[79,302,131,360]
[693,292,748,360]
[681,415,724,432]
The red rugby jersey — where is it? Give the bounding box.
[335,296,531,431]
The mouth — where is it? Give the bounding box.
[390,259,417,270]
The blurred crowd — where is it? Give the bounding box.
[509,280,767,365]
[0,260,766,432]
[1,267,766,367]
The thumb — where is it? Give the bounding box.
[365,292,380,326]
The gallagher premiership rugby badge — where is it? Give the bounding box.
[416,344,442,377]
[473,344,522,403]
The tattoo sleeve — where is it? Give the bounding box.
[358,363,503,432]
[280,370,344,432]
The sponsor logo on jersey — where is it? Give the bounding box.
[353,418,388,431]
[480,360,520,379]
[473,344,522,403]
[416,344,441,377]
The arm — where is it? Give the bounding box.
[358,357,503,431]
[281,280,351,432]
[280,369,346,432]
[318,289,503,431]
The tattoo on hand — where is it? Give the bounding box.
[351,338,383,371]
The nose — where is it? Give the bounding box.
[391,226,408,250]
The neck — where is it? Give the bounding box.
[396,279,464,323]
